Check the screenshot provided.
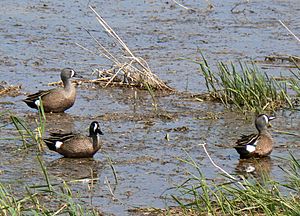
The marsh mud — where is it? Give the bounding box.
[0,0,299,215]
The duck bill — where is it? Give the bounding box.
[73,72,84,78]
[97,129,104,135]
[268,116,276,121]
[268,116,276,127]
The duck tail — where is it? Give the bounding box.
[43,139,56,151]
[23,99,38,109]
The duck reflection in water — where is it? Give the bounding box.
[46,157,101,184]
[235,157,272,180]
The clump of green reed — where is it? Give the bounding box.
[172,153,300,215]
[280,153,300,191]
[10,98,46,151]
[288,58,300,96]
[0,156,101,215]
[197,53,293,112]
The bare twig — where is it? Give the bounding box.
[278,20,300,43]
[74,42,99,56]
[52,204,68,216]
[199,143,246,190]
[104,64,126,87]
[172,0,190,10]
[273,129,300,137]
[104,176,119,202]
[84,28,120,64]
[107,156,118,184]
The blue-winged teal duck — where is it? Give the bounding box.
[44,121,103,158]
[23,68,77,113]
[234,114,275,159]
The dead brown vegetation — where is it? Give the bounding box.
[75,6,174,92]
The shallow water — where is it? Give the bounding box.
[0,0,299,215]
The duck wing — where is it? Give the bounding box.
[234,133,260,157]
[235,133,258,146]
[43,132,76,151]
[23,90,52,108]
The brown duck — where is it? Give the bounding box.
[44,121,103,158]
[234,114,275,159]
[23,68,77,113]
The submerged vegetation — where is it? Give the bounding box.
[196,53,300,112]
[172,151,300,215]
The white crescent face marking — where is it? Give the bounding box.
[262,115,269,124]
[71,70,75,78]
[34,100,40,106]
[93,123,98,132]
[55,141,63,149]
[246,145,256,153]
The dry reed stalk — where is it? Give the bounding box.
[199,143,246,190]
[172,0,190,10]
[77,6,174,91]
[279,20,300,43]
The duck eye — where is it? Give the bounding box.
[71,70,75,77]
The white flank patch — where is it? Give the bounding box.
[246,145,256,153]
[35,100,40,106]
[246,165,255,173]
[71,70,75,77]
[55,141,63,149]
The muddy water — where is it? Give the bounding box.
[0,0,299,215]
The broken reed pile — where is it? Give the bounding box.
[0,82,21,97]
[77,6,174,92]
[197,54,293,112]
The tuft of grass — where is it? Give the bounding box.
[288,58,300,97]
[172,153,300,215]
[10,98,46,151]
[279,153,300,191]
[197,53,294,113]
